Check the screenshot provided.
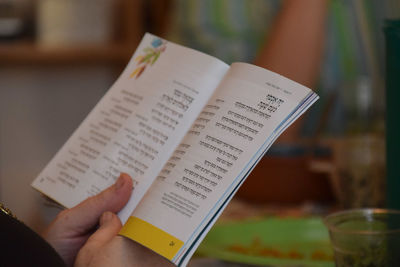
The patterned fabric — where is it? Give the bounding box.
[166,0,391,135]
[167,0,281,64]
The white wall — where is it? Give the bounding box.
[0,65,117,232]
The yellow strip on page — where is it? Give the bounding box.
[119,216,184,260]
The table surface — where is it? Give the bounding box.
[187,198,335,267]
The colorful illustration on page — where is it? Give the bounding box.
[130,38,167,79]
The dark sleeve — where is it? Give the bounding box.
[0,212,66,267]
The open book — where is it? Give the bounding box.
[32,33,318,266]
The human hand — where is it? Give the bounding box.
[74,224,174,267]
[42,173,133,266]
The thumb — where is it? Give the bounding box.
[58,173,133,234]
[75,212,122,266]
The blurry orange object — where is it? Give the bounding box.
[237,145,335,204]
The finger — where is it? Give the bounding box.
[75,212,123,267]
[59,173,133,233]
[87,212,123,246]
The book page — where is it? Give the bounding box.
[32,33,229,223]
[119,63,318,265]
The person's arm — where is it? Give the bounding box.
[254,0,328,142]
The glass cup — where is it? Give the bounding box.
[324,209,400,267]
[335,135,386,208]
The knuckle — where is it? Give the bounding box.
[55,209,70,222]
[91,190,109,208]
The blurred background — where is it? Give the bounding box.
[0,0,399,236]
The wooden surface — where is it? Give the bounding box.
[0,0,143,66]
[0,42,134,65]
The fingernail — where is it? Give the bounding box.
[115,174,126,190]
[100,211,113,225]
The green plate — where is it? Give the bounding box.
[196,217,335,267]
